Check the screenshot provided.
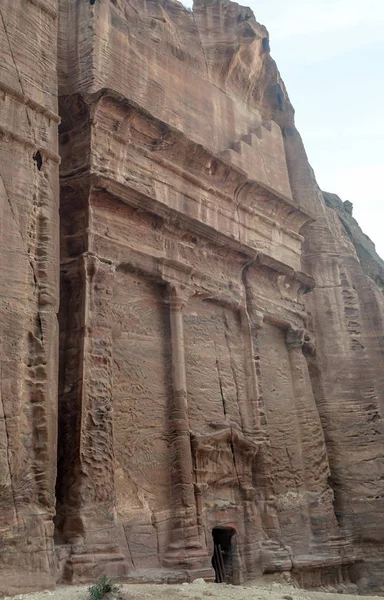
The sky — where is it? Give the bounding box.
[181,0,384,258]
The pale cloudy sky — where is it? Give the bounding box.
[182,0,384,258]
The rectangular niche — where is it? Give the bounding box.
[257,322,309,550]
[111,269,172,532]
[184,296,248,433]
[257,323,303,490]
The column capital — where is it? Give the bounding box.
[303,330,316,354]
[285,326,316,352]
[285,326,305,348]
[167,283,193,310]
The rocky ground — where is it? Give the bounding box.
[3,576,382,600]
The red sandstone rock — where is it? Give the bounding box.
[0,0,59,593]
[0,0,383,596]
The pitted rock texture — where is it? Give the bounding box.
[0,0,383,596]
[0,0,59,594]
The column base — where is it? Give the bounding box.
[163,540,214,580]
[0,569,55,596]
[55,512,129,584]
[259,539,292,572]
[63,542,129,584]
[0,512,56,595]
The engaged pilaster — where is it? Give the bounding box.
[57,254,128,581]
[164,284,213,578]
[285,325,335,546]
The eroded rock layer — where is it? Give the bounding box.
[0,0,383,595]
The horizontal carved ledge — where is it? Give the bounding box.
[89,176,315,292]
[102,122,310,229]
[60,250,243,308]
[0,81,60,122]
[89,90,315,226]
[0,125,60,163]
[92,122,307,242]
[249,303,308,333]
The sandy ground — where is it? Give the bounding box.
[3,576,382,600]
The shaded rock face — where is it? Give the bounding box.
[0,0,59,594]
[0,0,383,595]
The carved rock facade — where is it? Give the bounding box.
[0,0,383,596]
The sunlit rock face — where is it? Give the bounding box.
[1,0,383,595]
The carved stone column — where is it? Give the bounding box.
[163,284,213,578]
[57,254,128,581]
[285,326,336,547]
[285,326,313,546]
[285,326,323,465]
[239,294,288,568]
[240,306,264,435]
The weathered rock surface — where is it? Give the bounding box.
[0,0,59,594]
[302,189,384,594]
[0,0,383,596]
[322,192,384,290]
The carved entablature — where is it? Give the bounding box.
[191,423,263,502]
[236,181,309,233]
[86,186,315,323]
[243,263,314,336]
[90,92,314,273]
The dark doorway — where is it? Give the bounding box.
[212,527,235,583]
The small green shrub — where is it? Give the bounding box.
[88,575,122,600]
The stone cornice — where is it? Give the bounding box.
[0,81,59,122]
[0,124,61,163]
[87,89,316,227]
[89,175,315,293]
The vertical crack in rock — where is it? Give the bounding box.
[0,393,19,525]
[191,9,209,74]
[1,167,46,347]
[214,342,227,417]
[0,174,20,234]
[125,532,136,570]
[229,436,242,490]
[0,173,38,281]
[0,8,32,130]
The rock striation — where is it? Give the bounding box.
[0,0,59,593]
[0,0,383,596]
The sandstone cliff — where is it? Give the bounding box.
[0,0,383,596]
[0,0,59,592]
